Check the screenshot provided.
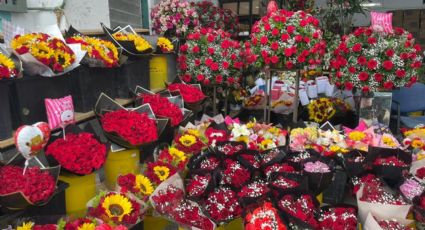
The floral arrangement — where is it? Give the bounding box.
[145,161,177,185]
[277,194,319,228]
[228,120,287,151]
[402,127,425,154]
[289,127,318,151]
[173,129,205,154]
[101,109,158,146]
[88,192,143,225]
[343,121,374,151]
[11,33,76,73]
[157,146,189,171]
[205,187,242,223]
[191,1,239,37]
[17,222,57,230]
[304,161,330,173]
[237,180,270,202]
[66,35,119,67]
[327,27,423,92]
[56,217,127,230]
[307,98,336,123]
[178,28,243,86]
[399,178,424,201]
[360,181,407,205]
[221,159,251,188]
[318,207,357,230]
[249,10,326,69]
[150,0,199,37]
[167,83,206,103]
[265,164,297,179]
[186,173,212,197]
[117,173,154,200]
[139,94,183,127]
[377,219,413,230]
[113,32,152,52]
[46,132,107,175]
[157,37,174,53]
[314,129,348,157]
[205,127,228,145]
[151,184,185,215]
[373,156,409,167]
[244,202,287,230]
[0,52,17,79]
[173,199,215,230]
[0,165,55,204]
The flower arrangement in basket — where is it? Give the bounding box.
[249,9,326,69]
[191,1,239,37]
[178,28,244,86]
[327,27,423,92]
[11,32,80,76]
[65,26,120,68]
[151,0,199,37]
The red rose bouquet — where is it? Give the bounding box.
[88,192,143,226]
[168,83,206,104]
[157,147,189,171]
[46,132,107,175]
[191,1,239,37]
[151,184,185,215]
[139,94,184,127]
[270,176,300,190]
[250,10,325,69]
[377,219,413,230]
[173,199,215,230]
[327,27,423,92]
[0,165,56,205]
[238,152,261,170]
[178,28,243,86]
[318,206,357,230]
[66,35,119,68]
[244,202,287,230]
[264,163,297,179]
[237,180,270,206]
[215,142,246,157]
[220,159,251,188]
[11,33,78,75]
[198,156,221,171]
[186,173,212,198]
[101,109,158,146]
[205,187,242,224]
[145,161,177,185]
[277,194,319,228]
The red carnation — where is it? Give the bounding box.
[182,74,191,83]
[284,47,294,57]
[207,35,215,42]
[197,74,205,82]
[295,35,303,42]
[208,47,215,55]
[382,60,394,70]
[286,25,296,34]
[271,42,279,51]
[386,49,395,57]
[367,59,377,69]
[260,36,268,45]
[396,69,406,78]
[210,62,219,71]
[271,55,279,64]
[348,66,356,73]
[281,33,289,41]
[357,56,367,65]
[303,36,311,43]
[222,61,229,69]
[383,81,394,90]
[374,73,383,82]
[194,59,201,66]
[362,86,370,92]
[286,61,294,69]
[192,46,200,53]
[367,37,377,44]
[264,23,271,31]
[272,28,279,36]
[352,43,362,52]
[216,75,223,84]
[205,58,213,66]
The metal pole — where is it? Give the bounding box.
[292,70,300,123]
[213,85,217,115]
[224,89,229,116]
[263,66,271,122]
[267,68,273,123]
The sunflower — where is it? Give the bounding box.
[348,131,366,142]
[135,174,154,196]
[77,223,96,230]
[169,147,187,163]
[0,53,15,70]
[307,98,336,123]
[30,42,54,60]
[54,50,73,68]
[101,194,133,222]
[113,33,152,52]
[153,165,170,181]
[17,222,34,230]
[186,129,200,137]
[260,139,274,150]
[179,134,196,147]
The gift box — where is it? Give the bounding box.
[11,73,72,126]
[117,58,150,98]
[0,80,15,140]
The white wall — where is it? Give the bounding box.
[8,0,110,32]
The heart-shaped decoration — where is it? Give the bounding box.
[14,122,51,160]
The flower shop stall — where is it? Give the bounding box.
[2,0,425,229]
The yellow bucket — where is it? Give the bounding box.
[216,218,243,230]
[59,172,96,217]
[150,55,168,90]
[104,149,140,190]
[145,216,172,229]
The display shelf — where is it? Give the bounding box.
[0,88,162,150]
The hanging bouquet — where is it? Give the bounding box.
[178,28,243,86]
[249,10,326,69]
[327,27,423,92]
[0,165,56,206]
[11,33,79,76]
[0,52,18,79]
[66,35,119,68]
[150,0,199,37]
[46,132,107,175]
[88,192,144,226]
[191,1,239,37]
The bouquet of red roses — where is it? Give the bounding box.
[46,132,107,175]
[168,83,206,104]
[326,27,423,92]
[0,164,58,209]
[139,94,184,127]
[277,194,320,229]
[244,201,287,230]
[250,10,325,69]
[88,192,145,226]
[178,28,243,86]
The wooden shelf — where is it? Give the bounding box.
[0,88,164,150]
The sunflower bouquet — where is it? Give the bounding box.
[0,52,18,79]
[113,32,152,53]
[11,33,80,76]
[157,37,174,53]
[88,192,145,226]
[66,35,119,68]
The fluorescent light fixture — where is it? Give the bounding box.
[361,2,382,7]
